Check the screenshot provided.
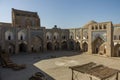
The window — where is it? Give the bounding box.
[20,35,23,40]
[95,25,98,29]
[47,36,49,40]
[92,26,94,30]
[71,36,73,39]
[104,25,106,29]
[8,35,11,40]
[16,13,20,16]
[119,35,120,40]
[54,36,56,40]
[31,46,34,52]
[76,35,80,39]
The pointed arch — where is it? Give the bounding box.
[46,32,52,40]
[6,43,15,55]
[53,32,59,40]
[19,43,27,52]
[5,30,14,40]
[54,41,59,50]
[114,44,120,57]
[31,36,43,52]
[82,42,88,52]
[18,30,26,40]
[92,36,105,54]
[61,41,68,50]
[76,42,81,51]
[47,42,53,51]
[69,41,74,50]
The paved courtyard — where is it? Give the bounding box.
[0,51,120,80]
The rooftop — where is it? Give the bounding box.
[12,8,38,15]
[0,22,11,27]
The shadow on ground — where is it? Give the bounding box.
[0,51,81,80]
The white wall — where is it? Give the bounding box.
[5,30,14,40]
[18,30,26,40]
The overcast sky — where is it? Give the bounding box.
[0,0,120,28]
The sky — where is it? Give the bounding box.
[0,0,120,28]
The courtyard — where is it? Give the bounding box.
[0,51,120,80]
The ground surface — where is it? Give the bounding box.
[0,51,120,80]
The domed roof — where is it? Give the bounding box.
[83,20,97,28]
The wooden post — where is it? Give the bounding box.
[72,69,74,80]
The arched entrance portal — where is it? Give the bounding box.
[114,44,120,57]
[82,42,88,52]
[69,41,74,50]
[8,43,15,54]
[61,41,68,50]
[31,36,43,52]
[92,37,104,54]
[76,42,81,51]
[54,42,59,50]
[47,42,52,50]
[19,43,27,52]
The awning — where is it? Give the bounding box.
[69,62,120,80]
